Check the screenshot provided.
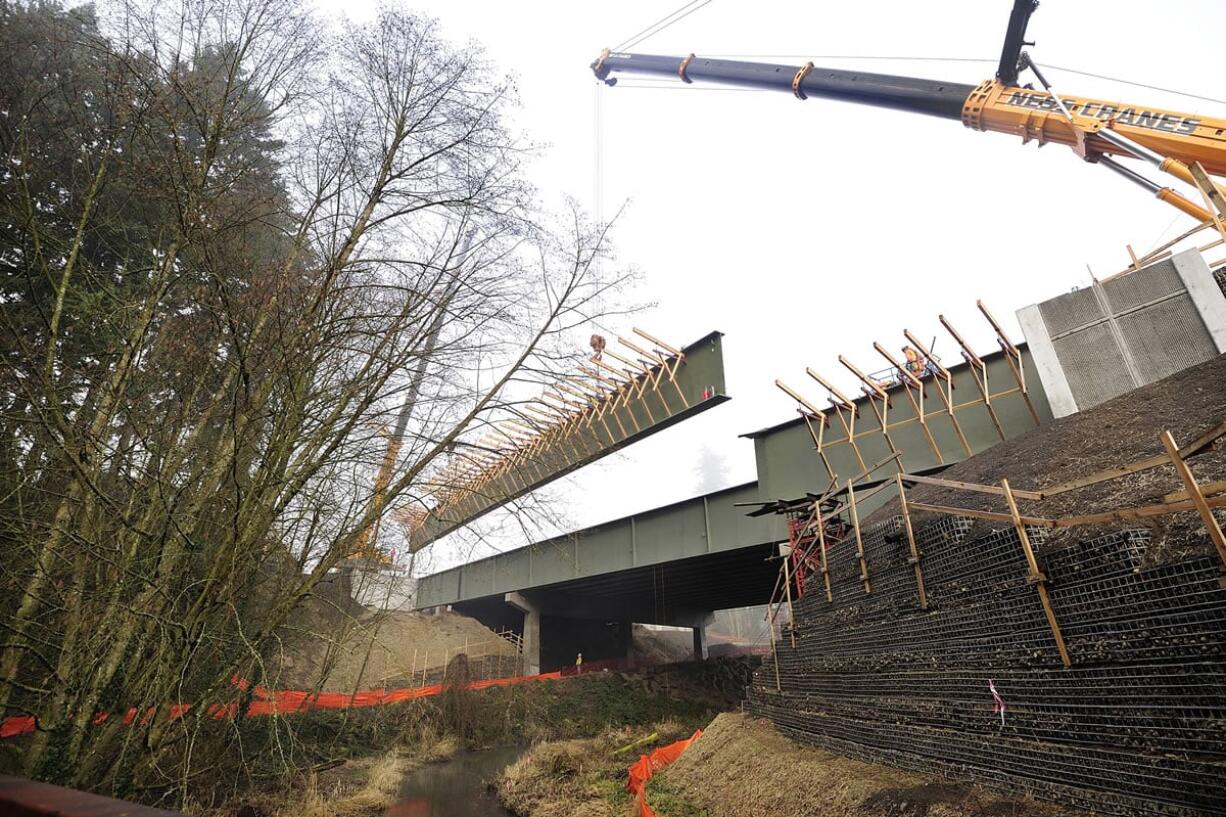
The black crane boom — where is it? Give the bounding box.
[592,51,976,121]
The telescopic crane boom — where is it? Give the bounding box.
[591,0,1226,225]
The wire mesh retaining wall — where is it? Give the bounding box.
[748,514,1226,817]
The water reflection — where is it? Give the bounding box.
[386,745,524,817]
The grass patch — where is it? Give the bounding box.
[193,660,750,816]
[496,721,706,817]
[646,777,709,817]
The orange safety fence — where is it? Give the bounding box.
[0,666,585,740]
[625,728,702,817]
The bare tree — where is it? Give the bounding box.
[0,0,627,802]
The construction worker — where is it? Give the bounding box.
[902,345,927,379]
[575,652,584,674]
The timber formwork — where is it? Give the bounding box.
[749,514,1226,816]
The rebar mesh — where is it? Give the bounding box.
[749,519,1226,816]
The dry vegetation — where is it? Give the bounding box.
[188,735,457,817]
[659,713,1085,817]
[498,721,697,817]
[0,0,629,803]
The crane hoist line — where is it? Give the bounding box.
[590,0,1226,224]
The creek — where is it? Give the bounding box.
[386,744,525,817]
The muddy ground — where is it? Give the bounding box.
[866,353,1226,564]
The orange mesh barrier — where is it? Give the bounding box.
[0,668,574,739]
[625,729,702,817]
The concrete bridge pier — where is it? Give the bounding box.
[465,591,716,673]
[692,623,708,661]
[505,592,540,675]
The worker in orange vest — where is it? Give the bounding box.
[902,345,927,379]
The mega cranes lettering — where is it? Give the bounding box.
[1003,89,1200,135]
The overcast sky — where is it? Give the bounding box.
[314,0,1226,571]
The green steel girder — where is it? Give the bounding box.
[409,332,729,550]
[746,346,1054,503]
[415,345,1056,613]
[415,481,786,609]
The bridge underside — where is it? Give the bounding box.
[451,542,778,672]
[417,345,1058,673]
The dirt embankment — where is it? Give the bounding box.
[494,661,757,816]
[867,353,1226,563]
[660,713,1085,817]
[273,607,515,692]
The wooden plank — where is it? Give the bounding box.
[797,409,837,482]
[1162,429,1226,569]
[905,501,1054,527]
[806,367,857,411]
[781,543,796,647]
[767,592,781,691]
[847,479,871,594]
[980,303,1043,428]
[776,379,826,420]
[1049,492,1226,527]
[1003,478,1071,668]
[1131,220,1213,269]
[841,451,904,493]
[939,314,983,367]
[905,331,973,456]
[864,391,901,465]
[1002,480,1042,578]
[832,402,868,472]
[622,334,688,409]
[903,473,1044,501]
[1038,454,1168,497]
[632,327,684,358]
[820,477,896,519]
[839,354,888,400]
[1164,478,1226,503]
[896,474,927,610]
[940,314,1007,441]
[1040,420,1226,497]
[875,341,944,464]
[1189,161,1226,243]
[1126,243,1140,270]
[815,505,833,602]
[1182,419,1226,458]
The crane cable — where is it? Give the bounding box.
[612,0,716,53]
[599,0,720,252]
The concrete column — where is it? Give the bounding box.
[619,621,634,661]
[1016,303,1079,418]
[692,624,708,662]
[505,592,541,675]
[1172,248,1226,353]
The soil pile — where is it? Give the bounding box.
[661,713,1084,817]
[867,353,1226,564]
[631,625,694,664]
